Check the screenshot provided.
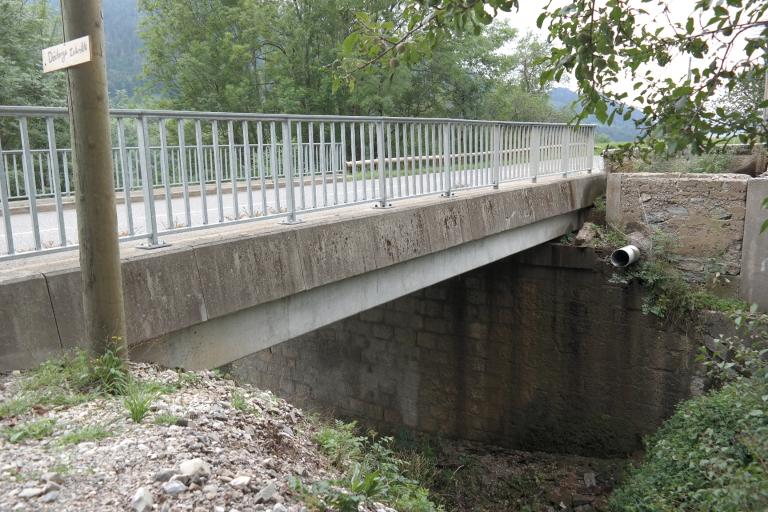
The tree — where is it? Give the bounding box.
[138,0,564,121]
[0,0,65,107]
[337,0,768,154]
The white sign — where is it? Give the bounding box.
[42,36,91,73]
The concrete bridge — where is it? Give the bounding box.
[0,172,604,370]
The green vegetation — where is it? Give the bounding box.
[122,381,156,423]
[88,342,129,395]
[153,413,182,426]
[344,1,766,154]
[604,229,747,323]
[176,370,202,388]
[0,352,99,419]
[3,418,56,444]
[294,420,440,512]
[699,307,768,388]
[57,424,113,445]
[610,372,768,511]
[634,152,735,174]
[611,306,768,511]
[138,1,564,122]
[230,390,251,412]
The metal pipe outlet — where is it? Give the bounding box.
[610,245,641,268]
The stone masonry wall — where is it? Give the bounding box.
[228,245,699,456]
[606,172,749,279]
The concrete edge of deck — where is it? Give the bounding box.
[0,172,605,370]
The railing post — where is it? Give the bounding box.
[19,117,41,250]
[280,120,302,224]
[441,123,453,197]
[0,136,14,256]
[530,125,540,183]
[587,127,595,173]
[491,124,501,189]
[136,115,167,249]
[45,117,66,246]
[374,120,392,208]
[561,126,571,178]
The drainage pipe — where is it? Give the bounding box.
[610,245,641,268]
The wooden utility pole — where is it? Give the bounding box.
[60,1,127,354]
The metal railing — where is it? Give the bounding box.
[0,106,595,260]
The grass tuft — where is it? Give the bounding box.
[123,381,156,423]
[57,424,112,445]
[3,419,56,443]
[153,413,182,426]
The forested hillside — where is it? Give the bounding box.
[25,0,632,142]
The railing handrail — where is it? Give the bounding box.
[0,105,596,128]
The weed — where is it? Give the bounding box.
[593,194,607,213]
[123,381,155,423]
[88,339,129,395]
[230,390,252,412]
[3,419,56,443]
[57,424,112,445]
[153,413,182,426]
[298,421,440,511]
[698,306,768,387]
[176,370,201,388]
[610,372,768,511]
[141,380,177,395]
[0,352,97,418]
[315,420,365,466]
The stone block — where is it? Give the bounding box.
[295,217,378,289]
[0,275,62,370]
[418,199,470,253]
[195,230,304,319]
[47,247,207,348]
[370,208,432,268]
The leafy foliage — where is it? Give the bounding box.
[340,0,767,154]
[295,420,440,511]
[88,339,129,395]
[0,0,65,107]
[138,0,564,121]
[609,372,768,511]
[699,306,768,387]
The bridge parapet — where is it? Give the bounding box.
[0,173,604,370]
[0,106,595,260]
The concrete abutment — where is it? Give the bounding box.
[228,244,706,456]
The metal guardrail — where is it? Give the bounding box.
[0,106,595,260]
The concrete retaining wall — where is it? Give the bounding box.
[606,173,768,310]
[228,244,702,456]
[0,174,604,371]
[606,172,748,278]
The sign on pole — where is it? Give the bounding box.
[42,35,91,73]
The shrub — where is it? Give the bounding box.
[610,372,768,511]
[699,306,768,387]
[295,421,441,512]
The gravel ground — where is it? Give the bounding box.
[0,363,341,512]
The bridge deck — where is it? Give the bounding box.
[0,171,605,371]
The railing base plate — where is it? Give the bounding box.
[280,218,304,225]
[136,240,170,250]
[373,203,393,209]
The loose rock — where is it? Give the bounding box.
[162,480,188,496]
[131,487,154,512]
